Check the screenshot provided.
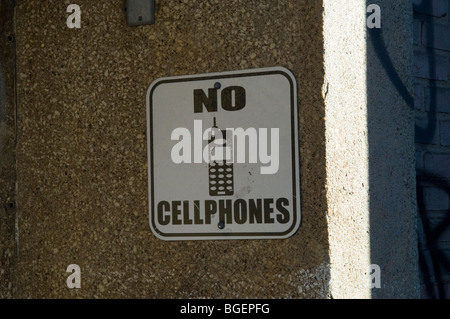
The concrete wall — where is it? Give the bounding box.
[323,0,419,298]
[10,0,329,298]
[366,0,419,298]
[0,0,420,299]
[323,0,372,298]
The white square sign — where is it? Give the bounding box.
[146,67,301,240]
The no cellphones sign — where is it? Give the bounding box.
[146,67,301,240]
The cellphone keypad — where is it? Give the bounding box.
[209,161,234,196]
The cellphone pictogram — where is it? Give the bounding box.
[208,117,234,196]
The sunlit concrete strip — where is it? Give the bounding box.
[323,0,371,299]
[323,0,419,298]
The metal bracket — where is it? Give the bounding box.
[125,0,155,26]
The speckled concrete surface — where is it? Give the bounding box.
[12,0,329,298]
[323,0,372,298]
[365,1,419,298]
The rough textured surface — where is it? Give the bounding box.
[323,0,372,299]
[323,0,419,298]
[366,0,419,299]
[11,0,329,298]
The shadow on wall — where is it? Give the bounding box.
[368,0,449,298]
[366,0,417,298]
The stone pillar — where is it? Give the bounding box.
[323,0,419,298]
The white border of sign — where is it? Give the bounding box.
[146,66,301,240]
